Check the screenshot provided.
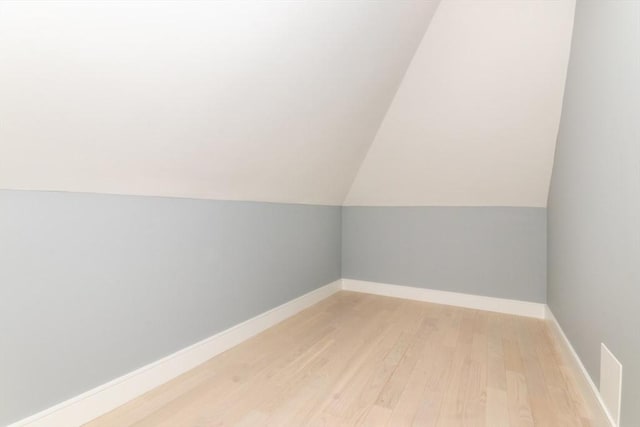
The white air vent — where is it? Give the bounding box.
[600,343,623,426]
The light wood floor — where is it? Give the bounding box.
[86,292,594,426]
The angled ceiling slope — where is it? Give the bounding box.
[345,0,576,207]
[0,0,439,205]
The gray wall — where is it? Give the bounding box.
[342,207,546,302]
[0,190,341,425]
[547,1,640,426]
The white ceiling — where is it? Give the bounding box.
[345,0,576,207]
[0,0,439,205]
[0,0,575,207]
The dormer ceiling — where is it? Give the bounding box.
[346,0,576,207]
[0,0,575,207]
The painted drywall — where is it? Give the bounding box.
[342,207,546,302]
[0,190,341,425]
[547,1,640,425]
[0,0,439,205]
[345,0,575,207]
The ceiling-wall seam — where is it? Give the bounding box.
[339,0,443,206]
[544,1,578,209]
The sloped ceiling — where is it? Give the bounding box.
[0,0,439,205]
[345,0,576,207]
[1,1,575,207]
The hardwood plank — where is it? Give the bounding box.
[84,292,594,427]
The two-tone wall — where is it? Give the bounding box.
[0,1,579,425]
[0,2,438,422]
[340,0,572,305]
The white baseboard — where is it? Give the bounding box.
[341,279,546,319]
[9,280,342,427]
[11,280,612,427]
[545,306,615,427]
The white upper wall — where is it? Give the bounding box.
[0,0,439,205]
[345,0,576,207]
